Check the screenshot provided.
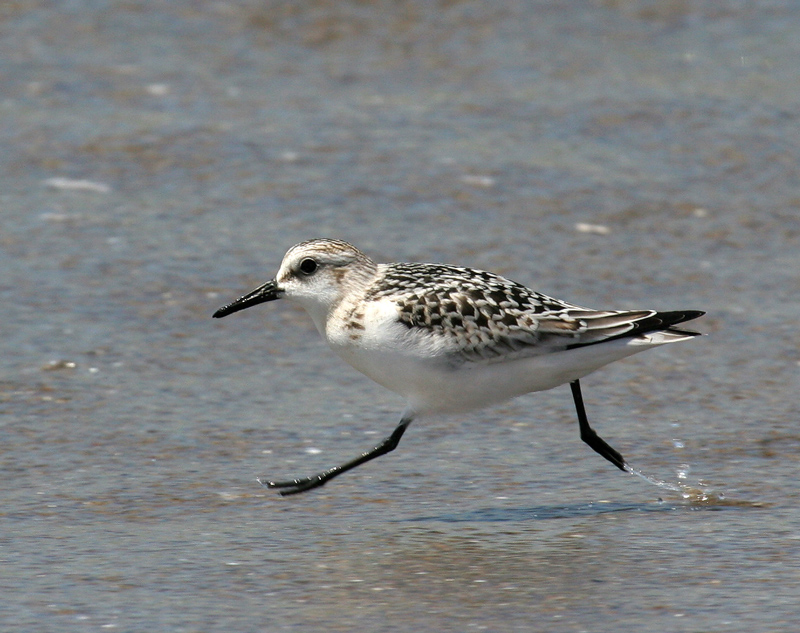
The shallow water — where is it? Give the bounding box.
[3,1,800,631]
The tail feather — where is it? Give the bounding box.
[567,310,704,350]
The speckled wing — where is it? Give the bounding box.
[369,263,697,365]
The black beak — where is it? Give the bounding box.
[213,279,283,318]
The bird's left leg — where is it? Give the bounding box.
[262,410,416,496]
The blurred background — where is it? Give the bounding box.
[2,1,799,631]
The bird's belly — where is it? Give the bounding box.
[332,338,651,415]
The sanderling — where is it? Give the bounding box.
[214,238,704,495]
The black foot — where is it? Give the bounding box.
[259,414,415,496]
[258,474,330,496]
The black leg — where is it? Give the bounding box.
[570,380,628,472]
[261,413,415,496]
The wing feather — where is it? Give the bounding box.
[371,262,702,364]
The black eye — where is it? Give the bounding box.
[299,258,318,275]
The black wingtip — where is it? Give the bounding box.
[656,310,705,328]
[659,310,705,337]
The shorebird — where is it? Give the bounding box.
[214,239,703,495]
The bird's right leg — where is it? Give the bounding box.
[570,380,628,472]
